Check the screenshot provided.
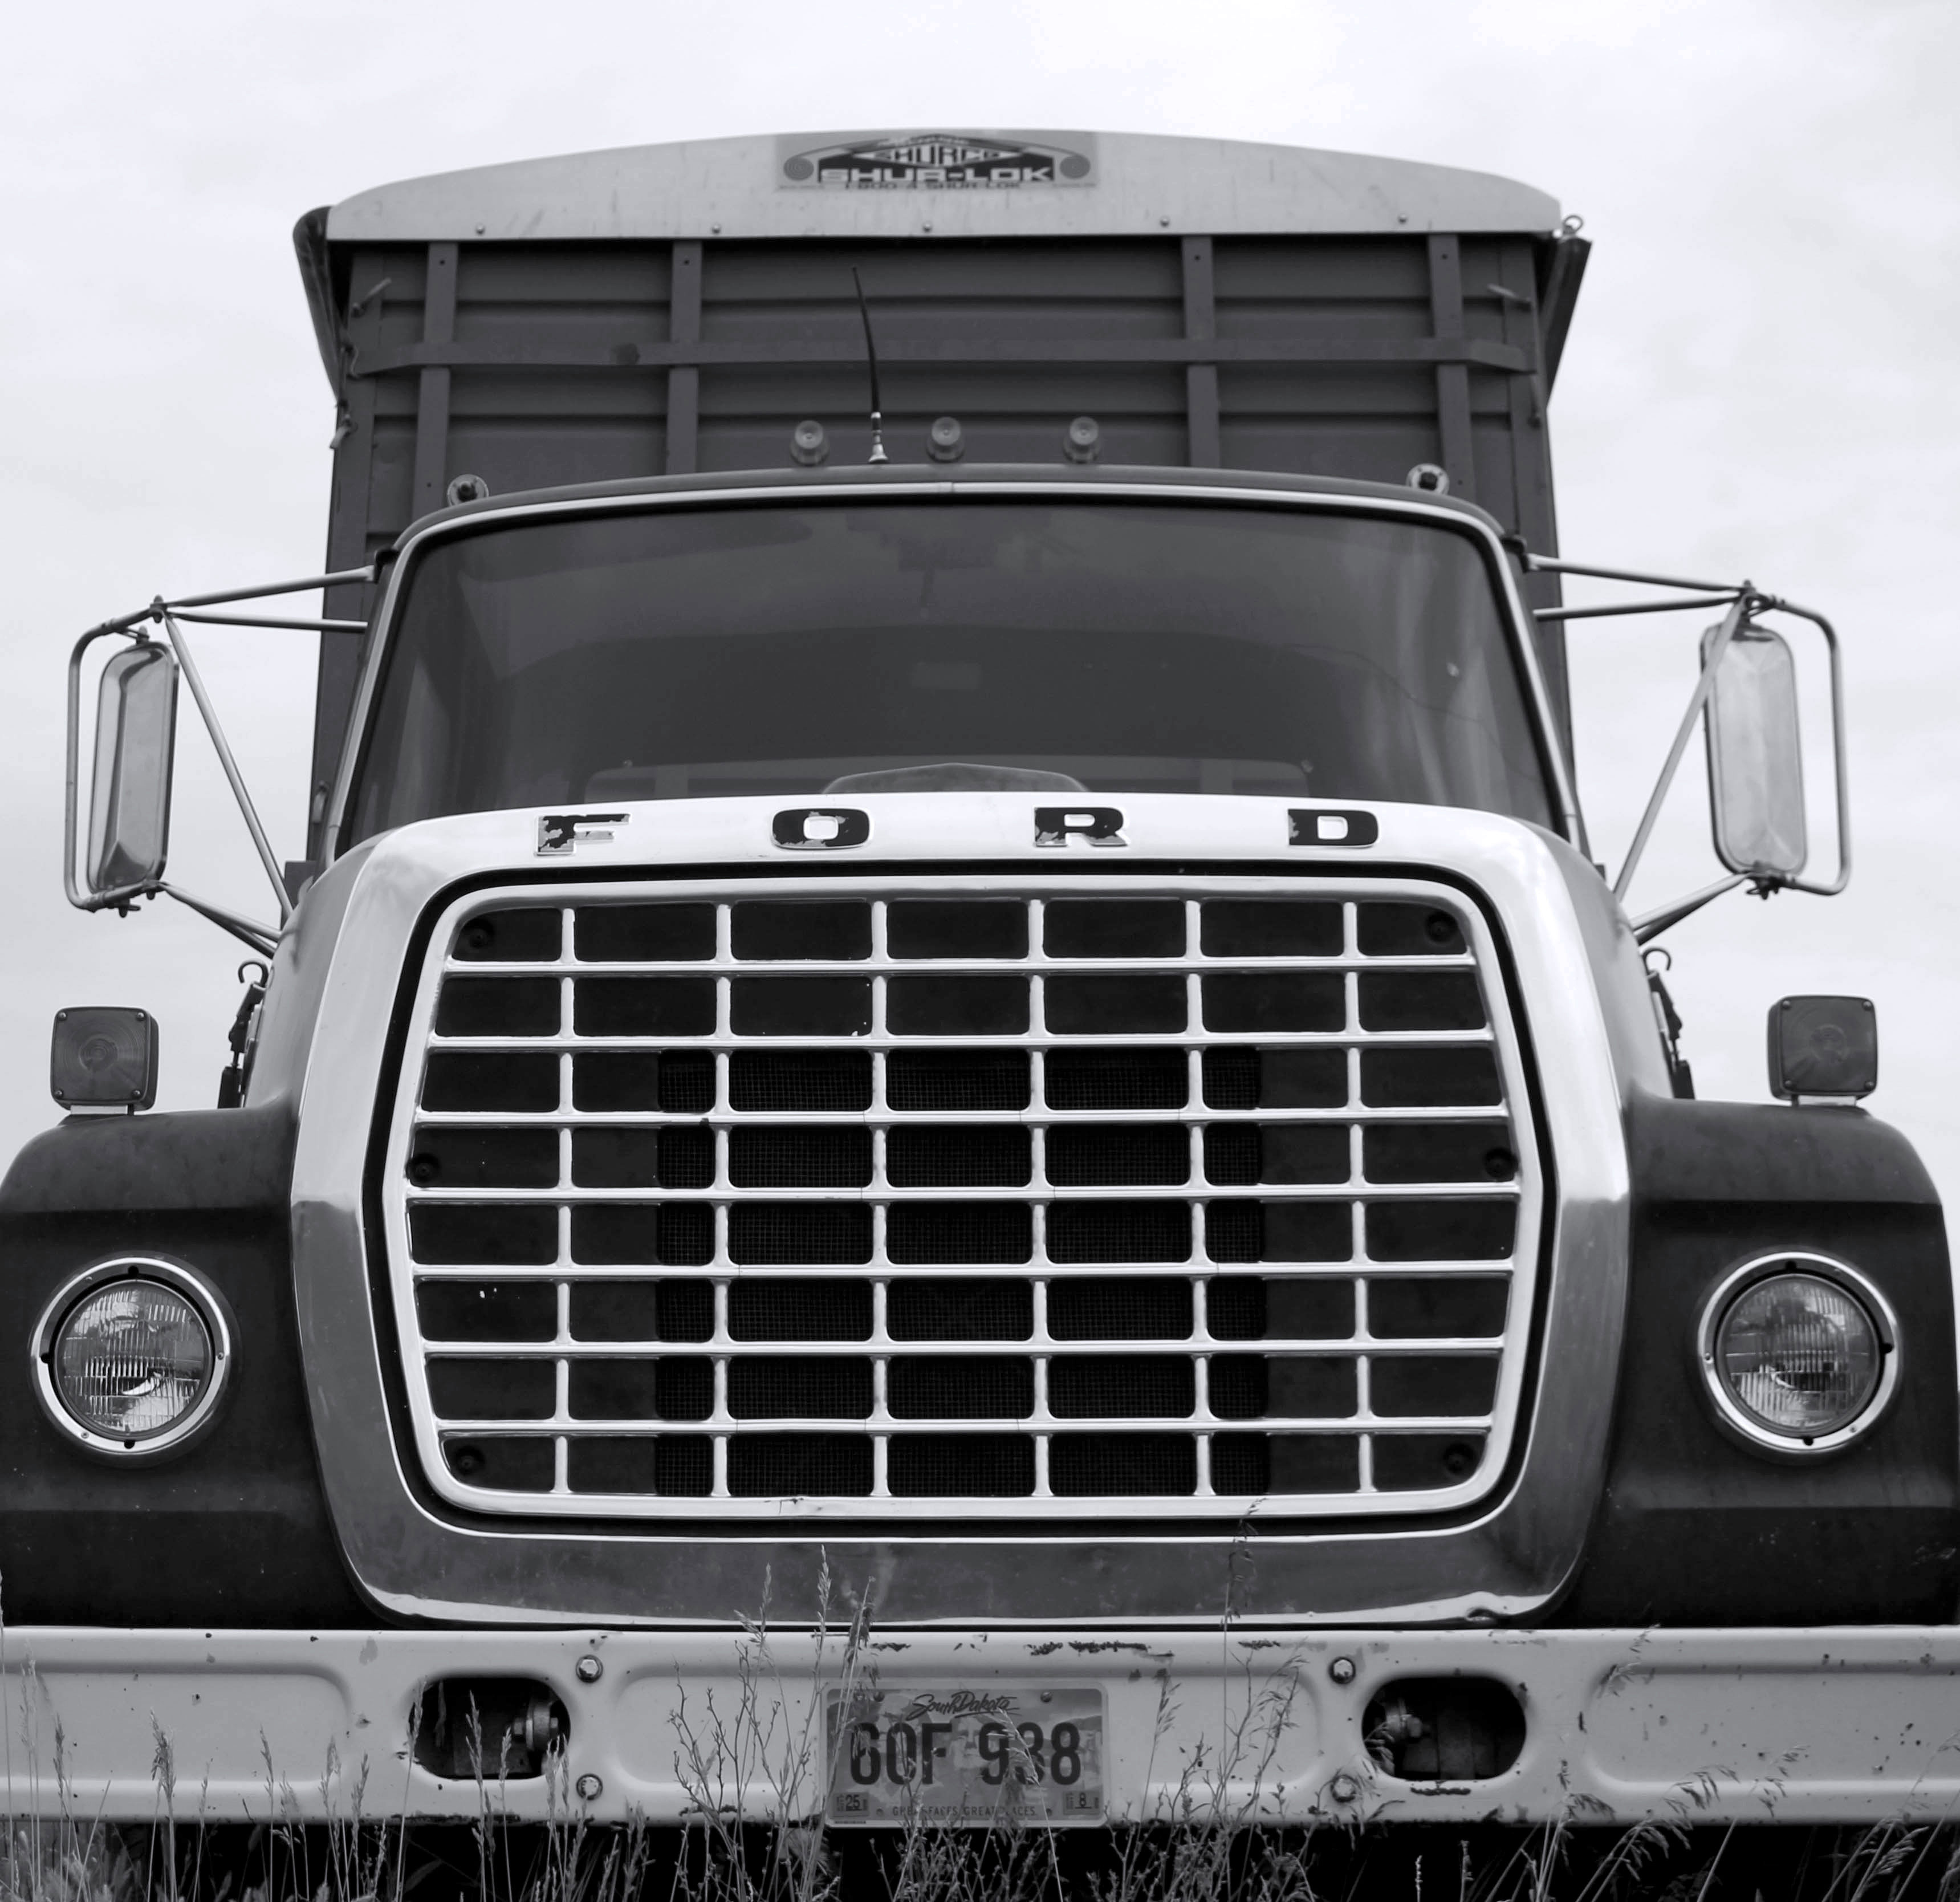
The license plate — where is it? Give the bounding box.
[825,1684,1107,1825]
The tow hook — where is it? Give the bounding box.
[1367,1692,1426,1768]
[412,1676,570,1780]
[1363,1679,1525,1782]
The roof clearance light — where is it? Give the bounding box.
[34,1260,232,1458]
[1700,1255,1894,1453]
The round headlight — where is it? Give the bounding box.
[1699,1254,1896,1453]
[33,1259,232,1458]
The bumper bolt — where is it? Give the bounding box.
[576,1654,603,1683]
[1328,1656,1356,1685]
[1329,1772,1360,1805]
[576,1773,603,1802]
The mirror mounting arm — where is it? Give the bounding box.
[155,608,292,925]
[1630,873,1750,945]
[66,564,372,946]
[1764,599,1851,900]
[150,881,280,957]
[1523,553,1851,935]
[1613,591,1762,903]
[1616,592,1850,922]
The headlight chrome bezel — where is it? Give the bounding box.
[1696,1251,1898,1458]
[31,1257,234,1462]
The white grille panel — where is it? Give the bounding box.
[380,876,1543,1520]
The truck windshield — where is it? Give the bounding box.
[345,498,1556,840]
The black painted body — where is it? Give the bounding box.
[0,1106,369,1625]
[0,1088,1951,1628]
[1555,1094,1960,1625]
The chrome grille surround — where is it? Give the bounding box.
[382,873,1543,1522]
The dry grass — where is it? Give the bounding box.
[6,1809,1960,1902]
[5,1782,1960,1901]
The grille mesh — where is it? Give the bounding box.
[729,1279,873,1341]
[729,1125,873,1188]
[390,881,1536,1520]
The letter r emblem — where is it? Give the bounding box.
[1034,806,1126,848]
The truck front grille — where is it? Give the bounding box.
[381,876,1543,1521]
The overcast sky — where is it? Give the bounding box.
[3,0,1956,1206]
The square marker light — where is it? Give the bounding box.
[51,1006,159,1111]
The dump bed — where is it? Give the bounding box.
[295,129,1588,857]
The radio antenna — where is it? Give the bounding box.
[851,267,889,465]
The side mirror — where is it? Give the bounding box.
[85,641,178,899]
[1704,623,1806,880]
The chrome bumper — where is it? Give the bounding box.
[6,1625,1959,1826]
